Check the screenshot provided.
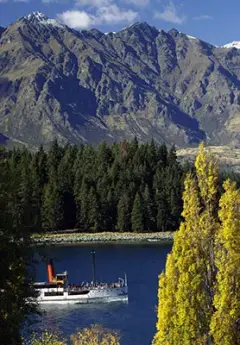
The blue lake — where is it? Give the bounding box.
[35,244,171,345]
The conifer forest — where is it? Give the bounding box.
[1,139,240,235]
[0,139,187,234]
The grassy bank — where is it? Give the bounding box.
[32,231,174,245]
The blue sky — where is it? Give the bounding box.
[0,0,239,46]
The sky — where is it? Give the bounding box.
[0,0,239,46]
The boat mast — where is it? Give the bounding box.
[91,250,96,286]
[124,272,128,287]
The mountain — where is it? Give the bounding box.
[0,27,5,37]
[223,41,240,49]
[1,12,240,149]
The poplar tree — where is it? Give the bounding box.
[153,253,178,345]
[211,180,240,345]
[153,143,219,345]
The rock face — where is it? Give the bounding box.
[1,12,240,148]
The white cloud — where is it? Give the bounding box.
[58,10,93,28]
[0,0,8,3]
[95,4,138,24]
[193,14,213,21]
[154,1,186,24]
[42,0,69,3]
[58,4,138,29]
[123,0,150,6]
[75,0,111,7]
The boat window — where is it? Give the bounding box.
[44,291,64,296]
[34,283,58,289]
[68,290,90,295]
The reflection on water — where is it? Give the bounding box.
[38,299,129,321]
[34,301,129,342]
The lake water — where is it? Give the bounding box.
[35,244,171,345]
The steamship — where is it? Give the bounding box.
[34,252,128,304]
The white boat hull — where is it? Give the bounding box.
[36,286,128,304]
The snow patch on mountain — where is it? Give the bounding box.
[24,12,64,28]
[186,34,198,41]
[223,41,240,49]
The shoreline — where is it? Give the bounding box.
[32,232,174,246]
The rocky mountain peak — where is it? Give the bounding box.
[22,11,64,29]
[121,21,159,38]
[168,28,179,38]
[82,28,105,40]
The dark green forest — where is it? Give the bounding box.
[1,139,239,234]
[0,139,187,234]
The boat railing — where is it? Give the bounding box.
[66,281,125,292]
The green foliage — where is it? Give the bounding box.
[131,193,144,232]
[0,148,37,345]
[116,194,131,232]
[0,139,187,234]
[2,140,240,235]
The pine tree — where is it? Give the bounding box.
[76,179,89,231]
[35,145,48,188]
[19,153,37,231]
[211,180,240,345]
[143,184,155,231]
[156,144,168,168]
[41,179,63,232]
[47,139,63,174]
[131,192,144,232]
[87,187,100,233]
[167,145,178,166]
[58,146,76,229]
[116,194,130,232]
[104,189,117,231]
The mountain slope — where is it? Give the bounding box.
[1,12,240,148]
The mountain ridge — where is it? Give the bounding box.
[1,12,240,149]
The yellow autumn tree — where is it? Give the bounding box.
[152,253,178,345]
[211,180,240,345]
[173,175,211,345]
[30,330,66,345]
[31,325,120,345]
[71,324,120,345]
[195,142,219,316]
[153,143,219,345]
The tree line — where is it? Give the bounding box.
[0,139,186,234]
